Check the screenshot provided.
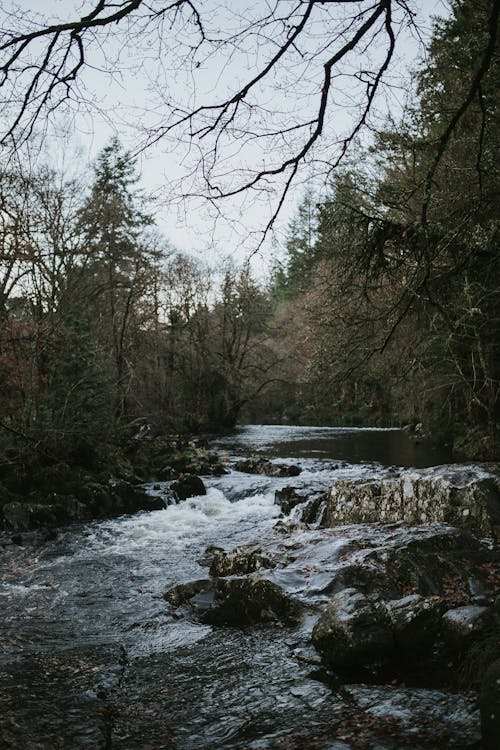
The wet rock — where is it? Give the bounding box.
[480,658,500,750]
[346,683,481,748]
[235,456,301,477]
[170,521,498,675]
[301,492,328,524]
[209,543,276,577]
[206,575,303,626]
[441,605,492,651]
[312,588,392,667]
[275,486,309,515]
[198,544,225,567]
[303,465,500,538]
[165,574,302,626]
[2,498,79,530]
[164,579,214,612]
[2,480,165,531]
[385,594,442,652]
[171,473,207,501]
[109,479,166,514]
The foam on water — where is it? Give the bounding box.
[0,582,56,597]
[83,486,280,557]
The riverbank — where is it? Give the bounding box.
[0,434,228,534]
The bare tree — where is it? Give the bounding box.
[0,1,498,241]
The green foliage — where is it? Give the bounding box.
[272,190,318,300]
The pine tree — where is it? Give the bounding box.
[77,138,155,418]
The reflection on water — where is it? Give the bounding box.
[215,424,454,468]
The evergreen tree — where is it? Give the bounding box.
[273,190,318,300]
[77,138,156,418]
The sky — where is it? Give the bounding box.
[2,0,452,276]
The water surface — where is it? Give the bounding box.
[0,426,470,750]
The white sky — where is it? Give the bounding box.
[2,0,452,276]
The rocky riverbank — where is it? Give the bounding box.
[0,435,228,534]
[165,462,500,748]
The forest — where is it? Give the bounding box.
[0,4,499,749]
[0,0,498,501]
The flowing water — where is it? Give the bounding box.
[1,426,474,750]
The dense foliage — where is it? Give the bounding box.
[263,0,499,457]
[0,139,277,487]
[0,0,498,491]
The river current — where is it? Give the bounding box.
[0,426,463,749]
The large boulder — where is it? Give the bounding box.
[108,479,166,514]
[312,588,392,667]
[303,465,500,538]
[207,576,303,626]
[441,605,493,652]
[82,480,165,516]
[170,473,207,501]
[2,480,165,531]
[165,574,302,626]
[235,456,301,477]
[209,543,276,577]
[2,498,80,531]
[312,589,443,669]
[385,594,443,652]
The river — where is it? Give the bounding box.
[1,425,474,750]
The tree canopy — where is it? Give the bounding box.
[1,1,498,241]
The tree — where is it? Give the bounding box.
[370,0,500,446]
[77,137,157,418]
[0,160,118,471]
[272,189,318,300]
[271,0,499,446]
[1,1,497,242]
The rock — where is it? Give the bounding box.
[302,465,500,538]
[166,520,498,675]
[274,486,308,515]
[300,493,328,524]
[209,543,276,577]
[2,499,78,530]
[165,574,302,626]
[168,446,228,477]
[312,590,442,670]
[170,473,207,501]
[441,605,493,651]
[312,588,392,667]
[480,658,500,750]
[164,579,214,611]
[235,456,301,477]
[384,594,442,652]
[2,480,165,531]
[158,465,179,480]
[346,683,481,748]
[206,575,303,626]
[109,479,166,514]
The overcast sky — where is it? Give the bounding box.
[4,0,452,276]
